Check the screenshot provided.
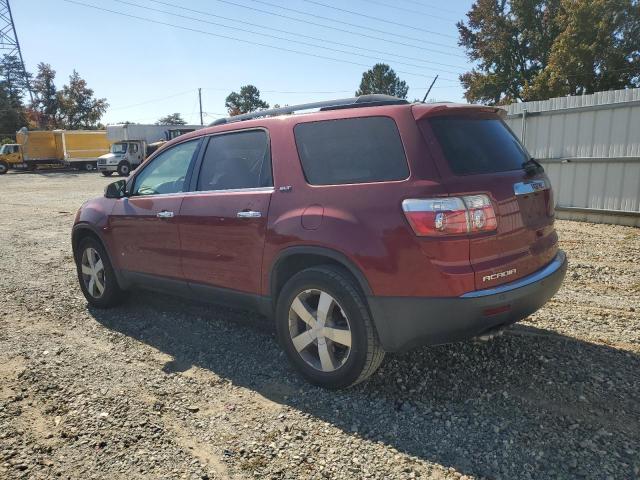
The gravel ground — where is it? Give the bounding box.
[0,170,639,480]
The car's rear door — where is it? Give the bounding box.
[416,106,558,291]
[108,138,201,285]
[178,129,273,297]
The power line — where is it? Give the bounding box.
[299,0,458,38]
[147,0,467,69]
[208,0,463,54]
[392,0,462,16]
[362,0,458,22]
[115,0,462,76]
[62,0,460,82]
[109,89,196,110]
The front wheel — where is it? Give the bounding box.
[75,237,126,308]
[0,160,8,174]
[117,161,131,177]
[101,171,113,177]
[275,265,385,389]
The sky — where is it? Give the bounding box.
[14,0,476,126]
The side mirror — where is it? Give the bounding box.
[104,179,128,199]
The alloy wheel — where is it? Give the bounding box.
[81,247,106,298]
[288,289,352,372]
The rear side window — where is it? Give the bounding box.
[294,116,409,185]
[426,117,529,175]
[197,130,272,191]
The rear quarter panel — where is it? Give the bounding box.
[262,107,475,298]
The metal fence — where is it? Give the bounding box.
[504,88,640,227]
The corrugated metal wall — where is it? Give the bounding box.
[505,88,640,227]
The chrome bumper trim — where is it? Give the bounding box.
[460,250,566,299]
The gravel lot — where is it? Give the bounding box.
[0,170,639,480]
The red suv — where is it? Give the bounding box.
[73,95,567,389]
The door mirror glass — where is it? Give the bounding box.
[104,179,127,199]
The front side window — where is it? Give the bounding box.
[294,116,409,185]
[130,143,139,153]
[132,139,199,196]
[196,130,271,191]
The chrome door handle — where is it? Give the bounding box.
[237,210,262,218]
[157,210,174,218]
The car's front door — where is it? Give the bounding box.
[179,129,273,296]
[108,138,201,283]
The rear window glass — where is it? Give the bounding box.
[294,116,409,185]
[426,117,529,175]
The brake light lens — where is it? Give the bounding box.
[402,195,497,236]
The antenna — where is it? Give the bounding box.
[422,75,438,103]
[0,0,32,102]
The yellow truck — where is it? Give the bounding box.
[0,129,111,174]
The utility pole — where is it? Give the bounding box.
[198,88,203,126]
[0,0,33,102]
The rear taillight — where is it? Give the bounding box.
[402,194,497,236]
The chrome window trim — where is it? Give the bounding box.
[128,186,275,199]
[460,250,566,298]
[513,179,550,196]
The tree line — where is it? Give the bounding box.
[0,56,108,135]
[2,0,637,133]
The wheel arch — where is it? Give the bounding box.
[269,246,373,305]
[72,224,128,289]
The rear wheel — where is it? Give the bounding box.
[101,171,113,177]
[0,161,8,174]
[275,265,385,389]
[117,161,131,177]
[75,237,126,308]
[82,162,94,171]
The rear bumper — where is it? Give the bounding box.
[367,250,567,352]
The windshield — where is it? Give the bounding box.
[112,143,128,154]
[424,116,529,175]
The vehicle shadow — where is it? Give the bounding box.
[89,292,640,479]
[9,168,94,177]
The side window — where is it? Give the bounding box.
[294,116,409,185]
[131,143,139,154]
[197,130,271,191]
[132,139,199,196]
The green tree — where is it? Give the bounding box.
[156,113,187,125]
[355,63,409,98]
[56,70,108,129]
[225,85,269,116]
[0,55,29,132]
[458,0,640,104]
[0,55,31,103]
[31,63,59,129]
[0,83,26,134]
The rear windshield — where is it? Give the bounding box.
[426,117,529,175]
[294,116,409,185]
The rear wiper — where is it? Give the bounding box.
[522,157,544,176]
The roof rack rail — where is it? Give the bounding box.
[210,94,409,126]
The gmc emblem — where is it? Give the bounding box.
[483,269,517,282]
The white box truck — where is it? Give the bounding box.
[97,124,205,176]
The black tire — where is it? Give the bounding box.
[0,160,8,174]
[101,171,114,177]
[75,236,127,308]
[117,161,131,177]
[82,162,94,171]
[275,265,385,389]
